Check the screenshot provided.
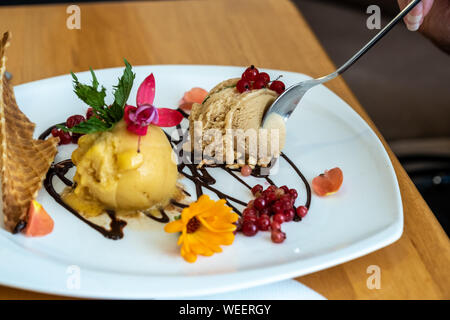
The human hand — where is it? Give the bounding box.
[398,0,450,53]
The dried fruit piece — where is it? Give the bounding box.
[312,167,343,196]
[23,200,54,237]
[179,102,194,112]
[180,87,208,106]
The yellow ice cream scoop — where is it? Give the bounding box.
[64,120,178,216]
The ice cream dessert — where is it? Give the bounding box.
[188,67,286,167]
[53,63,184,219]
[63,120,178,216]
[22,61,316,262]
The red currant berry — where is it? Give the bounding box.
[284,208,295,222]
[242,221,258,237]
[242,65,259,81]
[280,195,293,208]
[265,192,277,204]
[251,184,263,196]
[247,200,255,208]
[86,108,94,119]
[256,72,270,84]
[243,214,257,223]
[271,230,286,243]
[236,79,251,93]
[256,216,271,231]
[254,197,267,210]
[273,213,285,224]
[269,80,285,94]
[262,189,272,198]
[259,207,270,216]
[296,206,308,218]
[243,207,257,217]
[252,79,266,90]
[271,221,281,231]
[275,188,285,199]
[71,133,82,144]
[259,208,270,218]
[66,115,86,129]
[51,128,60,137]
[271,201,284,215]
[241,165,252,177]
[289,189,298,199]
[267,185,277,193]
[280,185,289,193]
[58,131,72,145]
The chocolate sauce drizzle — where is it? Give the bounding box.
[40,108,311,240]
[43,159,127,240]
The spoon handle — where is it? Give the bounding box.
[334,0,422,76]
[262,0,423,127]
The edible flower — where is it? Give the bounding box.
[124,73,183,135]
[123,104,158,136]
[58,61,183,137]
[164,195,239,263]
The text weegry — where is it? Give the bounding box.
[179,304,271,317]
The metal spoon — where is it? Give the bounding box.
[262,0,422,127]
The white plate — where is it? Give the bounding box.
[0,65,402,299]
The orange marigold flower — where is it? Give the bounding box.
[164,194,239,263]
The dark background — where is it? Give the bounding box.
[1,0,449,234]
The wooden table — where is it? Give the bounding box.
[0,0,448,300]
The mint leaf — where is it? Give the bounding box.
[109,59,135,122]
[61,60,135,135]
[89,67,99,90]
[71,71,107,109]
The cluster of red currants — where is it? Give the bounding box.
[236,65,285,95]
[236,184,308,243]
[51,113,88,145]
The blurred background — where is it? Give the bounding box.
[292,0,450,235]
[2,0,449,235]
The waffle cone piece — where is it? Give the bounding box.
[0,32,58,233]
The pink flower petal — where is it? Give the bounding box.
[124,105,137,125]
[137,73,156,107]
[132,104,158,125]
[154,108,184,127]
[126,122,148,136]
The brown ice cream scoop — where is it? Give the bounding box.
[188,78,284,167]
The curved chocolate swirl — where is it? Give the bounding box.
[40,109,311,239]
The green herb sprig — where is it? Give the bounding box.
[57,59,135,134]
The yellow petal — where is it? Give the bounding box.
[181,238,198,263]
[190,234,214,256]
[195,231,224,253]
[198,216,236,233]
[164,219,184,233]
